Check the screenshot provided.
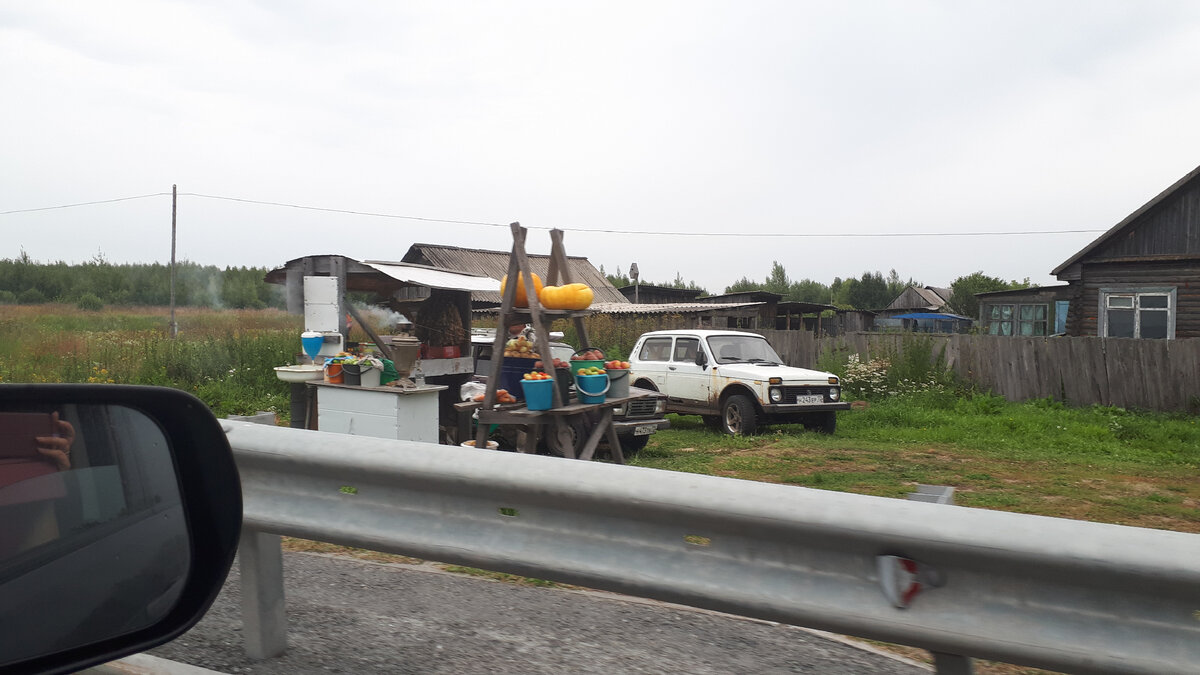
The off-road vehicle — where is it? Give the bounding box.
[628,329,848,436]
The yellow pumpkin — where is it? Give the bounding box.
[538,283,594,310]
[499,272,543,308]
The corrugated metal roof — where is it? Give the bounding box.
[361,261,499,292]
[403,243,628,304]
[571,301,762,315]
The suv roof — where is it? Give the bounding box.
[636,329,764,339]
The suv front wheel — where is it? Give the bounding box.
[721,394,758,436]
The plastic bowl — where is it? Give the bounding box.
[274,364,324,382]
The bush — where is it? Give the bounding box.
[17,288,47,305]
[76,293,104,311]
[831,335,959,402]
[0,290,15,304]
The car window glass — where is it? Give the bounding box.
[672,338,699,362]
[638,338,673,362]
[0,404,190,667]
[706,336,782,363]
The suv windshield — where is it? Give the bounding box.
[706,335,782,364]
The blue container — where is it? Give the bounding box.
[521,378,554,411]
[576,373,610,404]
[301,332,324,363]
[500,357,538,400]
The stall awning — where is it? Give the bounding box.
[361,261,499,293]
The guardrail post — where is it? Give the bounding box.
[908,485,973,674]
[932,652,974,674]
[238,529,288,659]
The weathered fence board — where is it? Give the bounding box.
[755,330,1200,413]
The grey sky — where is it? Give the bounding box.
[4,1,1200,293]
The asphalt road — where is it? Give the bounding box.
[150,551,931,674]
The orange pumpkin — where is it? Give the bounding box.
[500,272,543,308]
[538,283,594,310]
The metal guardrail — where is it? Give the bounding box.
[222,420,1200,674]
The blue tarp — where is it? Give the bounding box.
[890,313,972,321]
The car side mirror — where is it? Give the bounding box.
[0,384,241,674]
[695,351,708,367]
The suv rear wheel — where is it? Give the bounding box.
[721,395,758,436]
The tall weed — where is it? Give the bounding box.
[0,306,299,418]
[825,334,958,402]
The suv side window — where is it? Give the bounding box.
[638,337,673,362]
[673,338,699,362]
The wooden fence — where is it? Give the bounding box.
[756,330,1200,413]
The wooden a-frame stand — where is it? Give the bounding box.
[470,222,626,462]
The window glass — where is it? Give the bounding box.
[638,338,673,362]
[1016,304,1048,336]
[1139,295,1169,309]
[705,335,782,364]
[989,305,1002,319]
[1107,295,1134,309]
[1000,305,1012,319]
[1107,309,1135,337]
[1103,290,1174,338]
[672,338,699,362]
[1140,311,1169,339]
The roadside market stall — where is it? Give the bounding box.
[265,255,497,441]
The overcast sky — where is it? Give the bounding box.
[4,1,1200,293]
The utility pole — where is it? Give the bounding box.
[170,184,178,338]
[630,262,639,304]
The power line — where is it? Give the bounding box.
[179,193,508,229]
[3,190,1108,238]
[0,192,171,215]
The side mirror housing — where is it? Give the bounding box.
[695,350,708,367]
[0,384,241,674]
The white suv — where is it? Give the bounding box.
[628,330,849,435]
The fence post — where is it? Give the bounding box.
[239,529,288,659]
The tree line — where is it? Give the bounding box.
[606,260,1029,315]
[0,253,284,310]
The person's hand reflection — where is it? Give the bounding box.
[35,412,74,471]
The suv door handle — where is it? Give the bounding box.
[668,366,677,371]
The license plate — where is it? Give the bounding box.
[633,424,656,436]
[795,395,824,405]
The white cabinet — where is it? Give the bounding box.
[314,383,446,443]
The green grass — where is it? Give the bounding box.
[631,392,1200,532]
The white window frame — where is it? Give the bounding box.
[1098,287,1176,339]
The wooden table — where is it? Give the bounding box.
[454,388,658,463]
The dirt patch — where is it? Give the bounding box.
[282,537,424,565]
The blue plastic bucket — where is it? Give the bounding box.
[500,357,537,400]
[576,373,610,404]
[521,378,554,411]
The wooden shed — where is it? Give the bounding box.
[1053,164,1200,338]
[975,285,1073,336]
[615,284,705,304]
